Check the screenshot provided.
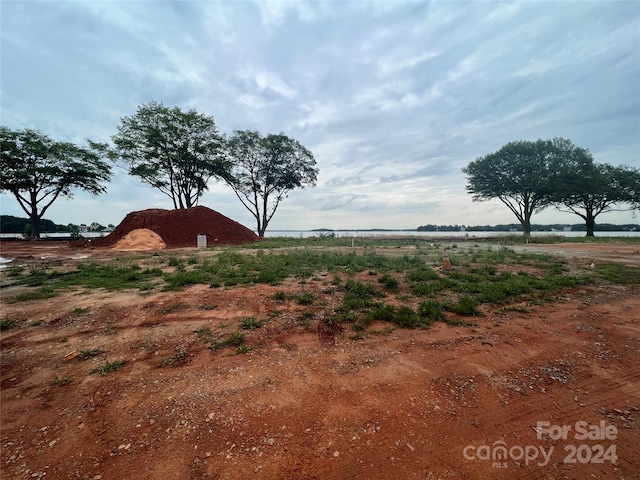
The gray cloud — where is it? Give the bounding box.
[1,0,638,230]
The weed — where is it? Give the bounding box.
[72,307,91,315]
[194,326,213,339]
[296,292,315,305]
[418,300,446,322]
[77,349,104,359]
[90,360,127,375]
[236,345,253,354]
[240,317,262,330]
[368,304,396,321]
[392,306,423,328]
[378,273,400,292]
[209,332,245,351]
[0,319,16,330]
[444,296,482,316]
[51,376,72,386]
[272,291,287,301]
[160,350,188,367]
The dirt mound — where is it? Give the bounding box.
[94,206,259,249]
[113,228,167,251]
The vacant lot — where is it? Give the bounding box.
[1,238,639,479]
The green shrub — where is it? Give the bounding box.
[445,296,482,316]
[368,303,396,321]
[296,292,315,305]
[378,273,400,292]
[392,306,422,328]
[418,300,446,322]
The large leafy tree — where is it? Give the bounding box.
[0,126,111,238]
[462,138,583,237]
[111,102,229,209]
[226,131,318,237]
[553,161,640,236]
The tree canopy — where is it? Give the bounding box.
[226,130,318,237]
[110,102,230,209]
[0,126,111,238]
[462,138,575,237]
[552,161,640,236]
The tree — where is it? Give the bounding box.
[0,127,111,238]
[226,131,318,237]
[462,138,580,237]
[553,161,640,236]
[111,101,229,209]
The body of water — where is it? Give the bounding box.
[262,230,640,239]
[1,230,639,240]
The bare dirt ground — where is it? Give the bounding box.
[1,240,639,480]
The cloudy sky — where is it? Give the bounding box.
[1,0,639,231]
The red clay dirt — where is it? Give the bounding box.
[90,206,259,249]
[1,240,639,480]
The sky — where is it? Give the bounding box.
[1,0,639,231]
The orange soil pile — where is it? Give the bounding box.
[93,206,259,249]
[112,228,167,251]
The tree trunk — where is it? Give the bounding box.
[30,192,41,239]
[585,212,596,237]
[521,219,531,238]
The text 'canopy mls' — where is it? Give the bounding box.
[110,101,230,209]
[0,126,111,238]
[226,130,318,237]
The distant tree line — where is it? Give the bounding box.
[417,223,639,232]
[0,215,111,236]
[1,215,58,234]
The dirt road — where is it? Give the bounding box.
[1,241,638,479]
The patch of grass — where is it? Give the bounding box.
[90,359,127,376]
[8,287,57,303]
[240,317,262,330]
[72,307,91,315]
[378,273,400,293]
[339,280,384,312]
[368,303,396,321]
[418,300,447,323]
[296,292,316,305]
[391,306,423,328]
[0,319,17,330]
[443,296,482,316]
[595,263,640,284]
[209,332,245,351]
[236,345,254,354]
[272,291,287,301]
[77,349,104,359]
[194,325,213,339]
